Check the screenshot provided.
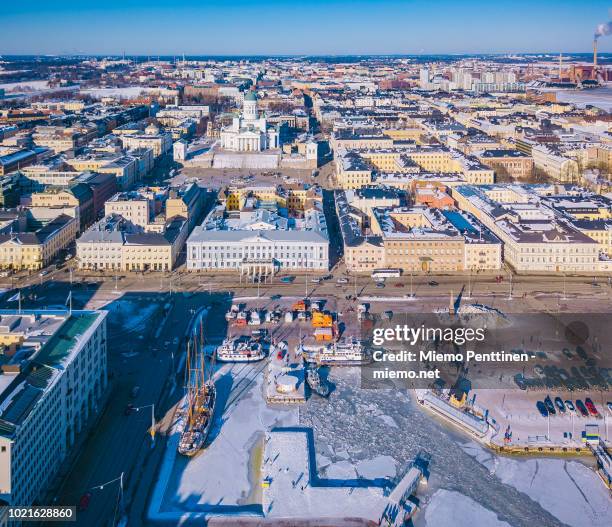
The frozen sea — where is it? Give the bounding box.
[154,361,610,526]
[555,86,612,111]
[299,368,611,527]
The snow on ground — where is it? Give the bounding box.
[424,489,511,527]
[0,80,49,91]
[471,388,612,447]
[462,440,612,527]
[80,86,175,99]
[262,429,389,521]
[161,363,298,512]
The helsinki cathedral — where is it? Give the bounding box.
[220,91,280,152]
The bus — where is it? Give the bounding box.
[371,268,402,279]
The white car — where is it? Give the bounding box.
[337,277,349,284]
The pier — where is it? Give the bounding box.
[588,439,612,491]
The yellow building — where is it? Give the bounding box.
[0,214,77,270]
[344,238,386,272]
[336,191,501,273]
[77,214,188,272]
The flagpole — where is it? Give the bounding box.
[18,291,21,314]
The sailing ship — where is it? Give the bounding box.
[178,320,216,456]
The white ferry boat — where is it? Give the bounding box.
[216,336,266,362]
[300,337,370,366]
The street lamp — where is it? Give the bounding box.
[562,273,567,301]
[133,403,156,445]
[508,271,513,301]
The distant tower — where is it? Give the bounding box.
[173,140,187,161]
[243,91,258,120]
[306,141,318,166]
[419,67,430,89]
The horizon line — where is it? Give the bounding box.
[0,51,607,58]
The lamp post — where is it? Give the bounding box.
[508,271,513,301]
[466,268,473,300]
[134,403,156,445]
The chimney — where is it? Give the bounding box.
[593,39,598,69]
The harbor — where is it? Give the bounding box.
[146,294,611,526]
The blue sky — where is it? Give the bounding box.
[1,0,611,55]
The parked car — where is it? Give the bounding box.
[337,277,349,284]
[514,373,527,390]
[607,401,612,416]
[584,398,599,417]
[536,401,548,417]
[575,399,589,417]
[78,493,92,511]
[280,276,295,283]
[124,403,134,416]
[376,282,385,289]
[428,281,439,287]
[564,400,576,414]
[554,397,566,414]
[543,395,556,415]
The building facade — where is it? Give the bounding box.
[0,310,107,507]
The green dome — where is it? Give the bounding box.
[244,91,257,102]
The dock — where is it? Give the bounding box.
[264,358,306,404]
[588,439,612,491]
[380,453,429,526]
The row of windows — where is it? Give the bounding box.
[192,260,325,269]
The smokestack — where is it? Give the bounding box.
[594,39,598,69]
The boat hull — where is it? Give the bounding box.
[216,352,266,363]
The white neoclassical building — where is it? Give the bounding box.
[220,91,280,152]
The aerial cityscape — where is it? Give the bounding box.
[0,2,611,526]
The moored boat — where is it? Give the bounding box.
[216,335,266,362]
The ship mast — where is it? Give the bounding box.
[185,340,194,428]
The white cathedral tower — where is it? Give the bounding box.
[220,90,280,152]
[243,91,258,120]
